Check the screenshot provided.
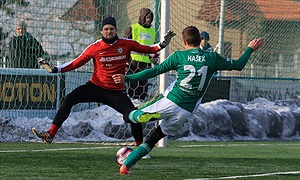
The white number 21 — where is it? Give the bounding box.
[179,65,208,91]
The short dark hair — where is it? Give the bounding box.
[182,26,200,47]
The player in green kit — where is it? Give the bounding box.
[112,26,264,174]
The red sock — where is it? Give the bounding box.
[48,124,59,138]
[135,141,142,147]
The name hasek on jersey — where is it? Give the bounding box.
[187,55,205,62]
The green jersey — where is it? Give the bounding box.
[126,47,254,112]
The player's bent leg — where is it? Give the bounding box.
[129,114,151,159]
[142,126,166,159]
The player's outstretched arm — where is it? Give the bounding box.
[112,74,125,84]
[247,38,264,51]
[38,58,58,73]
[227,38,264,71]
[159,30,176,48]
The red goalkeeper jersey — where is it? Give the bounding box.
[57,38,161,90]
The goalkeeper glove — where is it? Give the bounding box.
[159,30,176,48]
[38,58,58,73]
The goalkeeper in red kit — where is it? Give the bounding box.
[32,17,175,149]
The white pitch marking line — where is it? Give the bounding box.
[0,146,115,153]
[179,143,300,148]
[185,171,300,180]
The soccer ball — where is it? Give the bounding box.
[116,147,133,167]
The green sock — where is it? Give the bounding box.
[128,110,144,123]
[129,110,161,123]
[124,142,152,168]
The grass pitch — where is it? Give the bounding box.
[1,141,299,180]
